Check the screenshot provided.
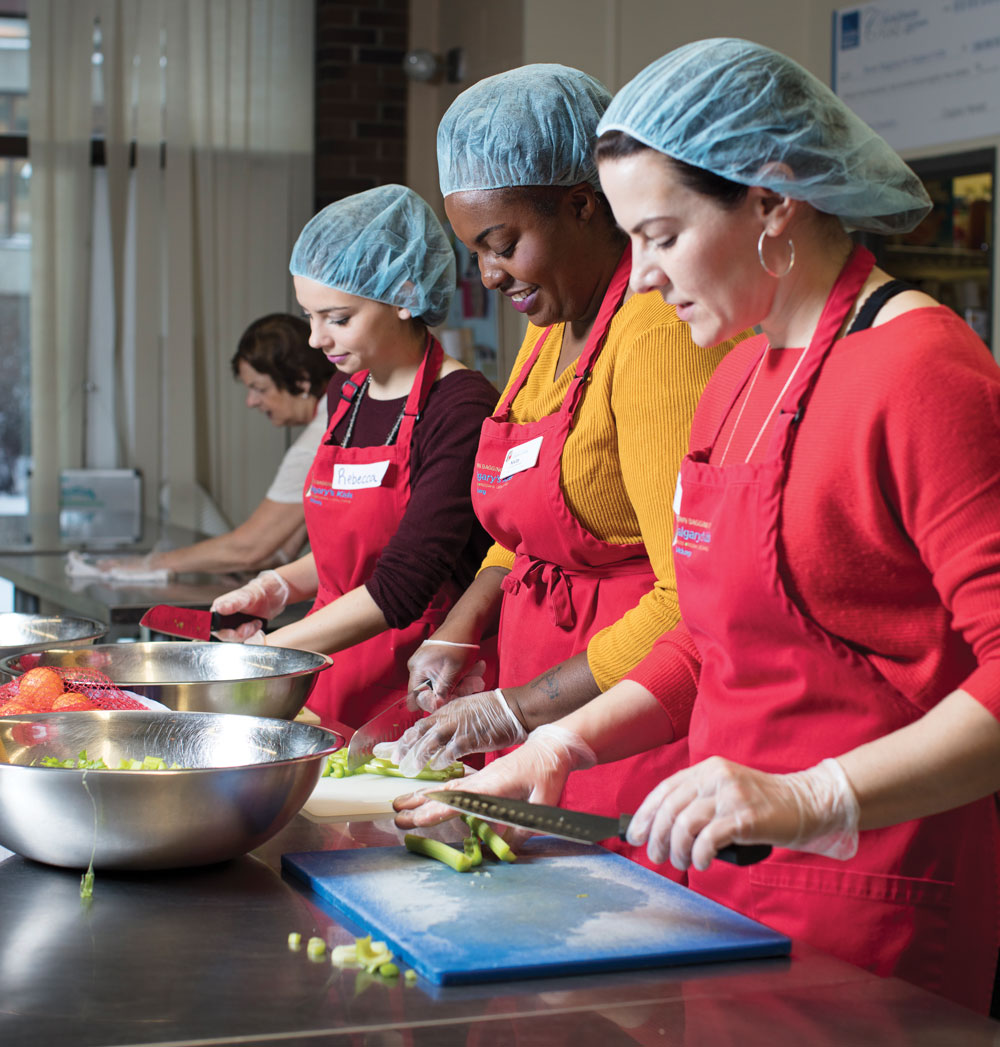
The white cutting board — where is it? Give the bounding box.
[303,766,473,820]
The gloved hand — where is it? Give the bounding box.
[379,688,526,778]
[626,756,860,871]
[65,550,171,583]
[210,569,290,642]
[392,722,598,832]
[406,639,484,710]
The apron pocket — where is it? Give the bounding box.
[748,859,953,996]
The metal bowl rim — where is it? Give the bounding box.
[0,642,333,684]
[0,709,344,771]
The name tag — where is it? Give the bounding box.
[499,436,543,481]
[331,460,390,490]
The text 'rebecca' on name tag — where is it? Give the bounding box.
[499,435,543,481]
[331,460,391,490]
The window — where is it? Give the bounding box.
[0,11,28,512]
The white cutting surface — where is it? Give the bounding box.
[302,765,471,821]
[302,772,421,819]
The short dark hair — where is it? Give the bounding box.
[230,313,334,398]
[595,130,748,209]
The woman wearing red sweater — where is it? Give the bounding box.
[398,39,1000,1013]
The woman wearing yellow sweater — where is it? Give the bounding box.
[389,65,745,867]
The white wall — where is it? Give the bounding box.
[411,0,1000,358]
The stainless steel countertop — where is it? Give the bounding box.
[0,513,211,555]
[0,812,994,1046]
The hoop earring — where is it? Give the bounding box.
[757,230,795,278]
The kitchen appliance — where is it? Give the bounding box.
[282,837,791,985]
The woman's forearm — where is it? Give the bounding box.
[153,500,307,574]
[503,652,602,729]
[429,565,507,643]
[838,688,1000,829]
[264,584,388,654]
[557,679,675,763]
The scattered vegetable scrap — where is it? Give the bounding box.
[322,749,464,781]
[286,931,417,985]
[330,934,396,975]
[404,813,518,873]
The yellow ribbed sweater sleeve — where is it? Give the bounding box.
[480,292,741,689]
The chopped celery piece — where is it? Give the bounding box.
[322,748,463,781]
[287,932,302,950]
[462,814,517,863]
[405,834,472,872]
[404,969,417,985]
[463,835,482,865]
[306,936,327,960]
[378,962,399,978]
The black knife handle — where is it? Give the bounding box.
[716,843,772,866]
[210,611,266,632]
[617,815,771,866]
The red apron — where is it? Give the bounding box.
[302,336,458,729]
[674,245,999,1011]
[472,247,688,873]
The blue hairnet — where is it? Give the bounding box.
[289,184,455,327]
[438,64,611,196]
[597,38,931,234]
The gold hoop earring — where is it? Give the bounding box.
[757,230,795,278]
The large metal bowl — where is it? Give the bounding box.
[0,642,332,719]
[0,710,342,869]
[0,612,106,660]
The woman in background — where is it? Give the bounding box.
[70,314,332,581]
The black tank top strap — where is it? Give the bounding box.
[847,279,915,335]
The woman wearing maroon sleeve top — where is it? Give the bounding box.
[211,184,496,729]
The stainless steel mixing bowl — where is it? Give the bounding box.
[0,642,332,719]
[0,710,343,869]
[0,612,106,660]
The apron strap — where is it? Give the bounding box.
[395,333,444,442]
[564,244,633,419]
[328,370,370,429]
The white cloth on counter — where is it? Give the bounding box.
[64,549,172,584]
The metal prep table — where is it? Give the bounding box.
[0,812,995,1047]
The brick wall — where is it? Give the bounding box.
[314,0,409,210]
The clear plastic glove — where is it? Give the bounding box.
[392,722,597,833]
[406,639,484,710]
[210,569,289,642]
[626,756,860,872]
[382,689,526,778]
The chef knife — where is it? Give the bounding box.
[346,693,424,773]
[139,604,264,641]
[423,789,772,866]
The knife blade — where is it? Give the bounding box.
[423,789,772,867]
[346,693,424,773]
[139,604,265,641]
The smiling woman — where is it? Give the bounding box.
[210,185,498,731]
[387,64,751,876]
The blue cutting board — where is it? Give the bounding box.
[282,838,790,985]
